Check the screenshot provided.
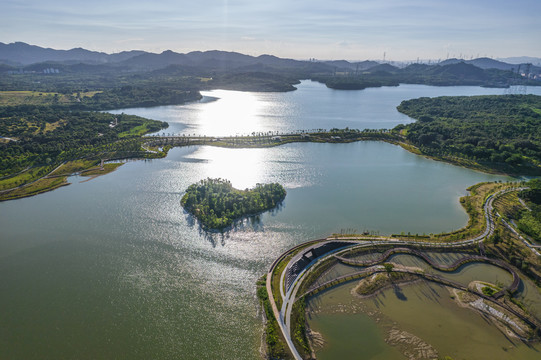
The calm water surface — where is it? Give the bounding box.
[310,281,541,360]
[109,81,541,136]
[1,82,535,359]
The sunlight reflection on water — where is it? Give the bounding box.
[109,81,541,138]
[197,90,267,136]
[2,81,536,360]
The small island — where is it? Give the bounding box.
[181,178,286,230]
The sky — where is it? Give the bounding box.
[1,0,540,61]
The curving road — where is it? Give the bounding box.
[266,186,533,360]
[499,216,541,256]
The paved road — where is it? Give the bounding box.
[500,217,541,256]
[267,186,533,359]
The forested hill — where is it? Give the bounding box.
[2,43,540,93]
[396,95,541,174]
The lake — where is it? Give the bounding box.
[1,81,539,359]
[109,81,541,136]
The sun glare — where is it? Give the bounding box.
[187,146,266,189]
[197,90,266,136]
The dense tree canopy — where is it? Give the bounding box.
[181,178,286,229]
[0,106,166,175]
[397,95,541,173]
[77,87,201,110]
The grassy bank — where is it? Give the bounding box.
[0,176,68,201]
[0,160,123,201]
[256,275,292,360]
[1,126,523,202]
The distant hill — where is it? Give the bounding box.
[2,42,539,77]
[437,58,462,66]
[0,43,337,81]
[434,62,486,78]
[316,60,524,90]
[1,42,538,93]
[323,60,379,71]
[498,56,541,66]
[119,49,335,73]
[0,42,145,65]
[438,57,541,76]
[190,50,257,67]
[402,62,490,78]
[0,63,15,72]
[119,50,191,70]
[439,57,518,71]
[401,63,432,73]
[468,57,518,71]
[365,63,400,73]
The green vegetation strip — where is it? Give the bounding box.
[81,163,123,176]
[271,253,293,310]
[257,275,291,359]
[290,297,310,358]
[516,179,541,243]
[0,165,53,191]
[0,176,68,201]
[0,160,124,201]
[489,179,541,281]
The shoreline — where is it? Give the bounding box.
[264,181,540,359]
[0,161,123,201]
[307,280,535,360]
[2,128,535,202]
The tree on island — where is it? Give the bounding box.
[181,178,286,230]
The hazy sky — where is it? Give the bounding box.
[1,0,540,60]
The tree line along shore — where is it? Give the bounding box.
[2,94,541,201]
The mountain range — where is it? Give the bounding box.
[1,42,540,76]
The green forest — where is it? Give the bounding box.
[313,62,524,90]
[0,106,166,176]
[396,94,541,174]
[75,87,201,110]
[181,178,287,229]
